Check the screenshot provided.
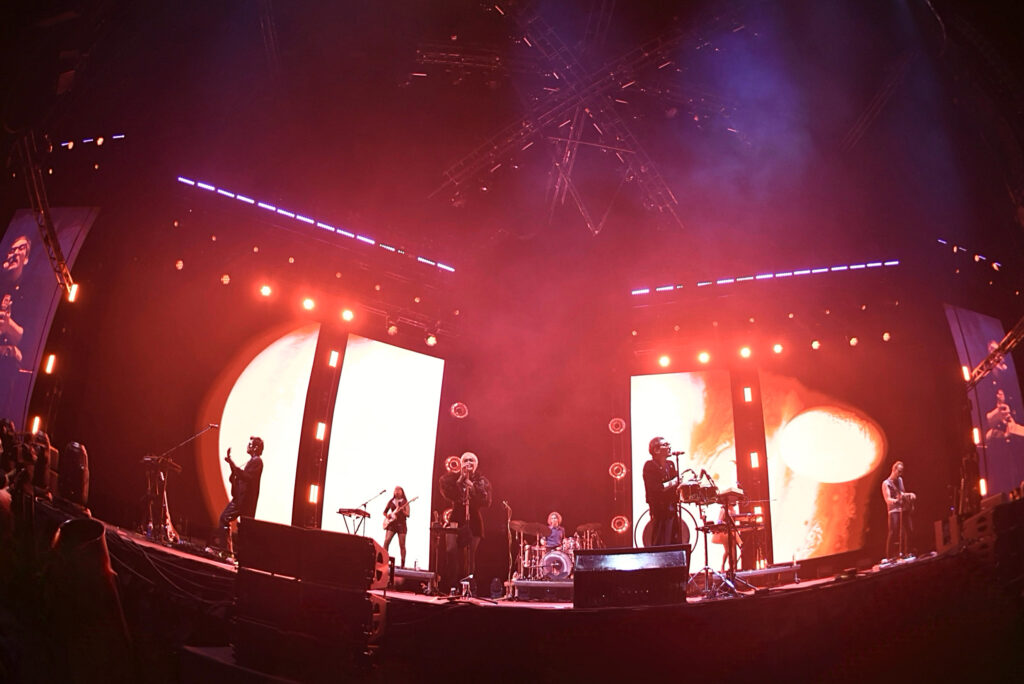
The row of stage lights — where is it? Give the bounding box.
[176,176,456,275]
[648,333,893,368]
[255,284,439,346]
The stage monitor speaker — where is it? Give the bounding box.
[302,527,389,590]
[573,544,690,608]
[236,519,389,590]
[57,441,89,506]
[236,518,303,578]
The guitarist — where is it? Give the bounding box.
[211,436,264,558]
[383,486,411,568]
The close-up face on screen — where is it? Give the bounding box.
[630,370,738,570]
[944,304,1024,495]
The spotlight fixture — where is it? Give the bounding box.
[697,351,710,364]
[386,318,399,336]
[450,402,469,419]
[220,274,231,285]
[658,355,670,368]
[739,346,752,358]
[302,298,315,310]
[259,284,272,297]
[849,337,859,347]
[44,354,56,374]
[425,333,438,347]
[772,343,783,354]
[67,283,79,302]
[341,309,354,322]
[610,515,629,534]
[608,462,627,480]
[811,340,821,350]
[608,417,626,434]
[882,332,891,342]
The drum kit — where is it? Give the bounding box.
[510,520,603,581]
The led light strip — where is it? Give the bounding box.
[177,176,455,273]
[630,260,899,296]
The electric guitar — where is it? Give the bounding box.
[383,496,418,529]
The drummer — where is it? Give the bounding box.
[542,511,565,549]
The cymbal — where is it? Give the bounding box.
[510,520,549,536]
[576,522,603,533]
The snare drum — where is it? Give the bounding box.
[540,550,573,581]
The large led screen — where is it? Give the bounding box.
[630,370,738,571]
[215,323,321,525]
[758,372,886,562]
[320,334,444,570]
[944,304,1024,494]
[1,208,97,426]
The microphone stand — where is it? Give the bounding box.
[144,424,217,546]
[355,488,388,537]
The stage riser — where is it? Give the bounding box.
[509,580,574,602]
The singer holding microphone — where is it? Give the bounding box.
[209,435,264,559]
[438,451,492,595]
[644,437,684,546]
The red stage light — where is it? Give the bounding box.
[608,462,627,480]
[445,456,461,473]
[260,284,272,297]
[610,515,629,534]
[450,402,469,419]
[425,333,438,347]
[772,343,783,354]
[811,340,821,350]
[658,355,670,368]
[608,417,626,434]
[739,346,752,358]
[341,309,355,322]
[302,298,315,310]
[697,351,710,364]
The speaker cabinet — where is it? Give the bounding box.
[573,544,690,608]
[236,518,389,590]
[58,442,89,505]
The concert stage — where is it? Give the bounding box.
[8,496,1022,683]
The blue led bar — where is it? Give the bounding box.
[630,259,900,296]
[177,176,454,273]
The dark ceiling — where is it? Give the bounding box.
[3,0,1024,288]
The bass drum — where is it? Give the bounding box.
[540,550,573,581]
[635,508,694,548]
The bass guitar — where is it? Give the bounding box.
[383,496,419,529]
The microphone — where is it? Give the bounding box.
[379,489,386,495]
[209,423,220,429]
[671,450,685,456]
